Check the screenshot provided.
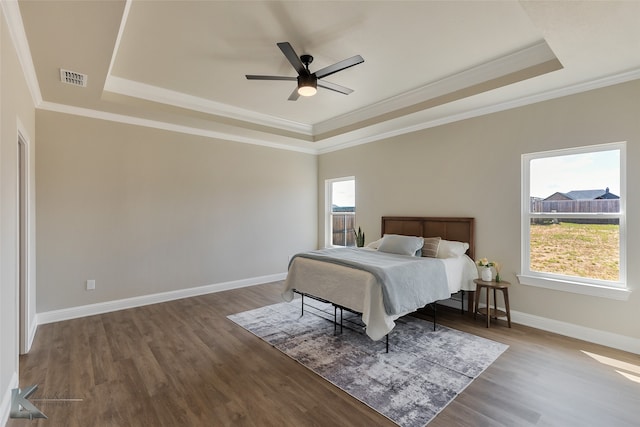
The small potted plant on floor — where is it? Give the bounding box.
[354,227,365,247]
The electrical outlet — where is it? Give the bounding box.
[86,279,95,291]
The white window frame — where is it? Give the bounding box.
[518,142,630,301]
[325,176,355,248]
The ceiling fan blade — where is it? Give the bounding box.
[277,42,306,75]
[317,80,354,95]
[288,88,300,101]
[315,55,364,79]
[246,75,297,81]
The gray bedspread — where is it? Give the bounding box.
[290,248,450,315]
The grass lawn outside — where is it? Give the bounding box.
[529,222,619,281]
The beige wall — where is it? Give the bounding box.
[1,6,37,420]
[36,111,317,312]
[319,79,640,342]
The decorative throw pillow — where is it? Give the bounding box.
[436,239,469,258]
[421,236,441,258]
[377,234,424,256]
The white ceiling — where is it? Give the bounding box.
[7,0,640,153]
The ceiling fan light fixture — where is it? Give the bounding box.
[297,74,317,97]
[298,85,317,97]
[246,43,363,100]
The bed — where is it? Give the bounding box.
[282,216,479,341]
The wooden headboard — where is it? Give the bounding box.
[381,216,475,260]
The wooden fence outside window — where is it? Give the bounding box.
[332,213,356,246]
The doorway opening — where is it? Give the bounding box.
[18,131,33,354]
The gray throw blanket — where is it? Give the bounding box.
[290,248,450,315]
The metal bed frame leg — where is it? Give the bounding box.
[296,291,391,352]
[332,305,344,335]
[433,303,437,331]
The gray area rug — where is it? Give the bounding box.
[228,299,508,427]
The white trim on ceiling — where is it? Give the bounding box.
[1,0,42,106]
[103,40,559,140]
[313,41,559,135]
[4,0,640,156]
[103,75,315,136]
[315,67,640,154]
[105,0,132,79]
[102,0,312,136]
[38,101,318,154]
[31,65,640,156]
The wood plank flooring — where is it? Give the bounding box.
[8,282,640,427]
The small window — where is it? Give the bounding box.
[326,177,355,247]
[520,142,629,300]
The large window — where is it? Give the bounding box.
[326,177,355,247]
[520,142,629,300]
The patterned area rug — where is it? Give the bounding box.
[228,299,508,427]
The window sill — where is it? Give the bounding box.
[517,274,631,301]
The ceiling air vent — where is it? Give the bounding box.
[60,69,87,87]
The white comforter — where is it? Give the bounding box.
[282,251,478,340]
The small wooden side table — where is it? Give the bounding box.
[473,279,511,328]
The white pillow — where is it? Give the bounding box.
[366,238,383,249]
[436,239,469,258]
[377,234,424,256]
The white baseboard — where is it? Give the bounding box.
[34,276,639,356]
[510,309,640,355]
[25,316,38,354]
[0,372,19,426]
[36,273,287,325]
[439,297,639,355]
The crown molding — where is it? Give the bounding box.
[313,41,559,135]
[104,75,314,136]
[38,101,317,154]
[5,0,640,156]
[103,41,559,140]
[36,64,640,157]
[316,67,640,154]
[1,0,42,106]
[105,0,131,79]
[104,0,312,136]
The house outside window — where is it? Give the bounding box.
[325,177,355,247]
[519,142,629,300]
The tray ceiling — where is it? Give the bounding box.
[8,0,640,153]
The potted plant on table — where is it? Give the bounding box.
[477,258,495,282]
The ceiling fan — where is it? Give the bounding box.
[246,42,364,101]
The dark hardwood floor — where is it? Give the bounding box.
[8,282,640,427]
